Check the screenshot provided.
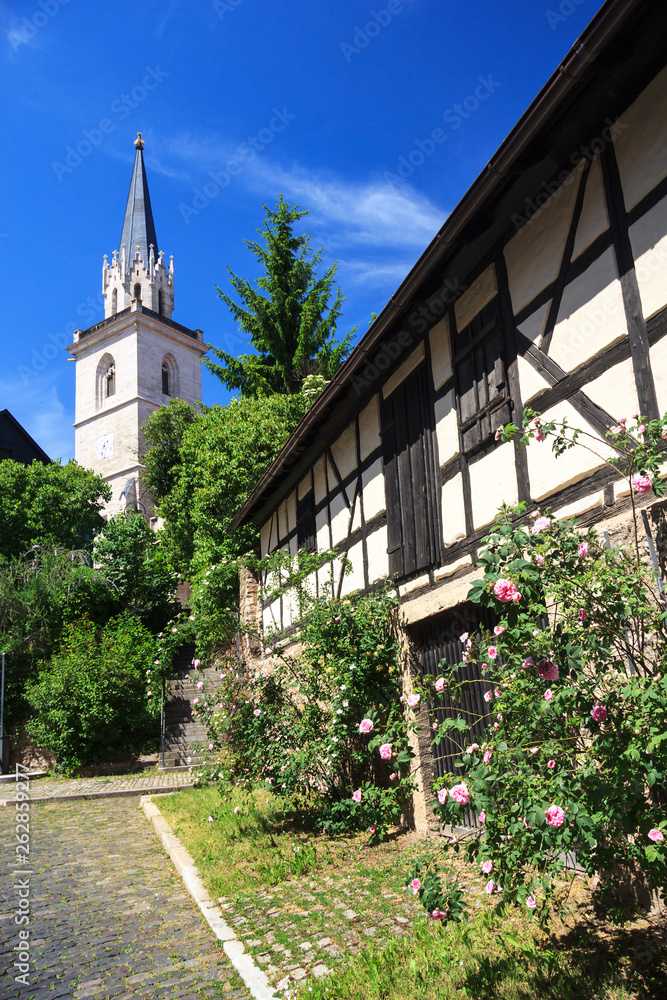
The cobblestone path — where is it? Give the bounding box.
[0,798,251,1000]
[0,771,194,806]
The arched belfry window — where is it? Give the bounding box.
[96,353,116,410]
[161,354,178,399]
[105,364,116,397]
[134,283,142,301]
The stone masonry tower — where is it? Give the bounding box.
[67,133,207,518]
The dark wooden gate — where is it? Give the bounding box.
[410,603,498,827]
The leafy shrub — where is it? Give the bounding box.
[193,588,416,841]
[26,613,158,772]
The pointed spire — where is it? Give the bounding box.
[119,133,158,270]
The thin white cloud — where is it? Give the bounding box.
[158,129,447,252]
[335,257,419,288]
[0,377,73,462]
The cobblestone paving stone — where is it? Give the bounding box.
[0,771,194,806]
[218,873,429,992]
[0,798,251,1000]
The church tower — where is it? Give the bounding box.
[67,133,207,518]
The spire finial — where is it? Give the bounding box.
[134,131,144,150]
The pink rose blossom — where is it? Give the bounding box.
[196,681,204,690]
[544,689,554,702]
[493,578,521,603]
[531,516,552,534]
[352,789,362,803]
[648,829,664,842]
[495,427,502,441]
[208,743,214,751]
[547,760,555,769]
[435,677,445,692]
[482,860,493,874]
[460,632,469,642]
[465,743,480,755]
[407,694,420,708]
[633,474,653,494]
[411,878,421,895]
[579,608,587,622]
[578,541,589,558]
[437,787,448,805]
[529,747,539,754]
[379,743,392,760]
[450,782,470,805]
[522,657,533,669]
[389,772,396,781]
[488,646,498,659]
[481,662,488,672]
[359,719,374,734]
[208,815,214,823]
[253,708,261,717]
[484,690,493,703]
[638,424,646,435]
[432,721,438,730]
[526,896,537,909]
[494,625,505,636]
[233,806,240,814]
[591,704,607,722]
[193,698,199,705]
[537,659,559,681]
[536,554,545,567]
[483,750,493,765]
[369,825,375,834]
[485,880,495,895]
[478,811,486,823]
[545,804,565,827]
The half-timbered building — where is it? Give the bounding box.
[232,0,667,827]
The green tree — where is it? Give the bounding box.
[204,196,355,396]
[0,459,110,560]
[143,393,310,590]
[93,512,180,630]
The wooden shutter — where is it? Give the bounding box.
[380,363,442,578]
[454,299,511,455]
[296,492,316,552]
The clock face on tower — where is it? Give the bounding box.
[97,433,114,461]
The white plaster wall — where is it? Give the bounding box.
[650,337,667,417]
[630,195,667,322]
[329,491,349,547]
[429,316,452,389]
[316,507,330,551]
[260,520,271,558]
[614,66,667,212]
[454,264,497,331]
[572,153,608,260]
[526,400,612,501]
[504,159,584,315]
[340,541,365,596]
[313,456,327,503]
[297,473,311,500]
[350,484,362,533]
[263,599,281,633]
[553,492,603,521]
[548,248,627,371]
[277,499,288,542]
[518,302,549,343]
[75,324,138,425]
[286,490,297,534]
[469,443,517,529]
[517,354,552,404]
[441,473,466,546]
[434,388,459,466]
[585,358,639,421]
[366,525,388,584]
[359,395,380,460]
[361,459,385,520]
[136,324,202,408]
[382,343,425,399]
[331,423,357,480]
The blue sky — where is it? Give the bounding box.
[0,0,606,461]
